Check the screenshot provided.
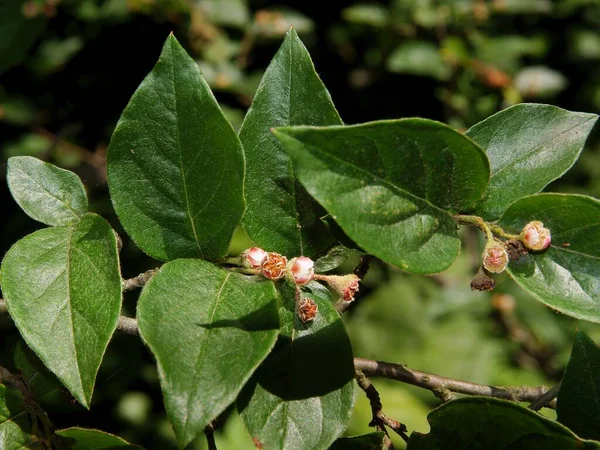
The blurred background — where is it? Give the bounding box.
[1,0,600,448]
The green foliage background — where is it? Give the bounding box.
[1,0,600,448]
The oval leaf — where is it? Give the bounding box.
[107,34,245,261]
[498,193,600,323]
[557,331,600,440]
[240,28,342,257]
[56,427,139,449]
[137,259,279,448]
[7,156,88,226]
[408,397,600,450]
[466,104,598,219]
[1,213,122,407]
[238,281,356,450]
[0,383,46,449]
[314,245,350,273]
[273,120,490,274]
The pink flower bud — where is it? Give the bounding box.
[316,274,360,302]
[241,247,267,269]
[482,240,509,274]
[297,297,318,323]
[520,221,551,251]
[288,256,315,285]
[261,252,287,280]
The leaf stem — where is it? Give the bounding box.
[454,214,520,240]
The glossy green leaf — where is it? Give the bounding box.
[240,28,342,257]
[56,427,139,449]
[314,245,350,273]
[273,120,490,273]
[107,34,245,261]
[0,383,45,449]
[1,214,122,408]
[0,1,45,74]
[408,397,600,450]
[498,194,600,323]
[557,331,600,440]
[14,340,61,402]
[137,259,279,448]
[330,432,385,450]
[7,156,88,226]
[466,104,598,219]
[238,281,356,450]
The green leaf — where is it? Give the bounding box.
[557,331,600,440]
[0,384,45,449]
[137,259,279,448]
[14,340,62,402]
[330,432,385,450]
[238,281,356,450]
[7,156,88,226]
[273,120,490,274]
[55,427,139,449]
[240,28,342,257]
[107,34,245,261]
[498,193,600,323]
[408,397,600,450]
[0,1,45,74]
[1,213,122,408]
[466,104,598,219]
[314,245,350,273]
[387,41,450,81]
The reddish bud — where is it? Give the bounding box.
[482,240,509,274]
[520,221,551,251]
[297,297,318,323]
[241,247,267,269]
[261,252,287,280]
[288,256,315,285]
[316,274,360,302]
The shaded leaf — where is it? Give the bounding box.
[466,104,598,219]
[387,41,450,80]
[14,340,62,402]
[0,1,45,74]
[56,427,139,449]
[0,383,46,449]
[238,281,355,450]
[137,259,279,448]
[107,34,244,261]
[314,245,350,273]
[498,194,600,323]
[273,120,490,274]
[7,156,88,226]
[1,214,122,407]
[408,397,600,449]
[240,28,342,257]
[330,432,385,450]
[557,331,600,440]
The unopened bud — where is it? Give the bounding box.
[287,256,315,285]
[297,297,318,323]
[241,247,267,269]
[261,252,287,280]
[482,240,509,274]
[520,221,551,251]
[316,274,360,302]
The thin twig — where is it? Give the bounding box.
[354,357,556,408]
[122,268,159,292]
[356,369,409,447]
[204,421,218,450]
[117,316,139,336]
[528,381,561,411]
[0,298,7,314]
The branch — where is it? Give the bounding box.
[528,381,561,411]
[354,357,557,408]
[122,268,159,292]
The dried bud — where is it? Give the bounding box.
[470,266,496,291]
[316,274,360,302]
[297,297,318,323]
[261,252,287,280]
[288,256,315,285]
[241,247,267,269]
[482,240,509,274]
[520,221,551,251]
[505,239,528,261]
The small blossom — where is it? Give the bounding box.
[316,274,360,302]
[520,221,551,251]
[297,297,318,323]
[241,247,267,269]
[482,240,509,274]
[261,252,287,280]
[288,256,315,285]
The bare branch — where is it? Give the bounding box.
[117,316,139,336]
[354,357,556,408]
[529,381,561,411]
[122,268,159,292]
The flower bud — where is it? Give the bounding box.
[261,252,287,280]
[297,297,318,323]
[241,247,267,269]
[288,256,315,285]
[482,240,509,274]
[316,274,360,302]
[520,221,551,251]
